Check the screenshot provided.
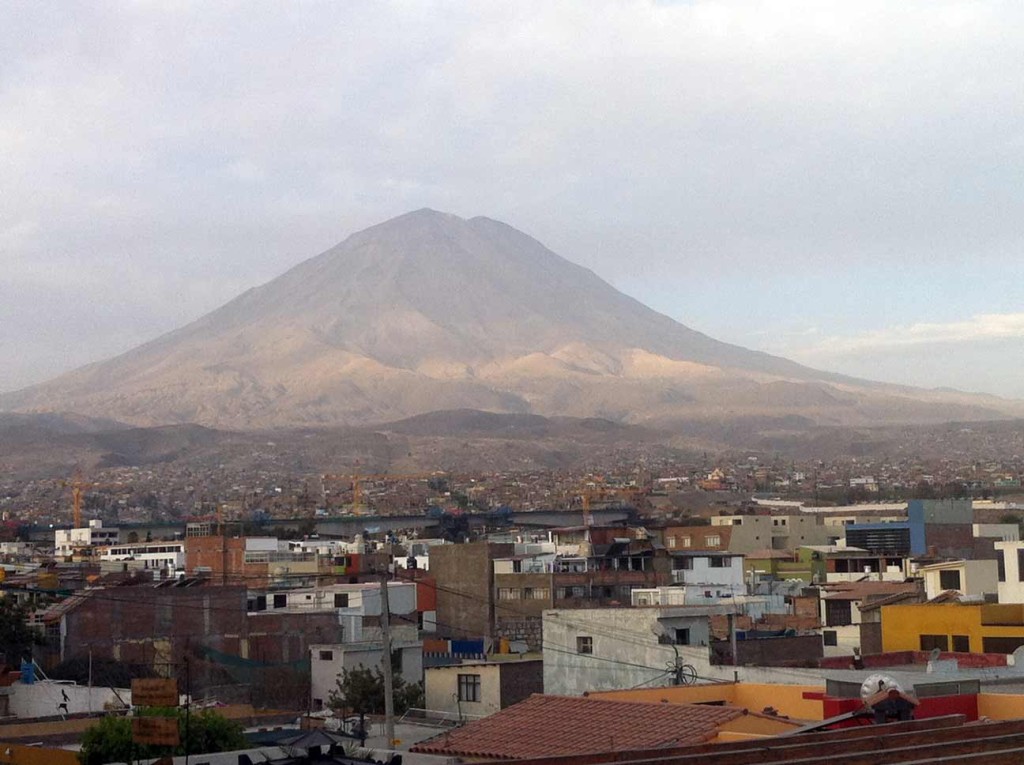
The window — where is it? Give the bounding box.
[709,556,728,568]
[939,569,962,591]
[823,630,838,646]
[920,634,949,652]
[529,588,549,600]
[312,698,323,711]
[498,588,519,600]
[825,600,852,627]
[952,635,970,653]
[273,594,287,609]
[457,673,481,702]
[673,557,693,570]
[1018,549,1024,582]
[318,650,333,661]
[705,535,721,547]
[675,628,691,645]
[666,536,676,549]
[681,536,692,548]
[576,636,593,654]
[999,551,1006,583]
[334,593,349,608]
[983,636,1024,653]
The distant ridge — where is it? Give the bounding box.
[3,210,1022,427]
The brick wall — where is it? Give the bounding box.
[47,585,343,708]
[711,634,824,667]
[495,616,543,651]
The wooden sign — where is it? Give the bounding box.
[131,716,180,747]
[131,678,179,708]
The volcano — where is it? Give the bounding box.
[3,210,1019,428]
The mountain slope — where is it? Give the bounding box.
[2,210,1021,427]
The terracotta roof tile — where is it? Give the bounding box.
[411,694,743,759]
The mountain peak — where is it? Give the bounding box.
[3,212,1020,428]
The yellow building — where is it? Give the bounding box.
[881,602,1024,654]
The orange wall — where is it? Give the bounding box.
[718,714,803,737]
[0,743,78,765]
[733,683,824,721]
[590,682,825,721]
[591,684,737,705]
[978,693,1024,720]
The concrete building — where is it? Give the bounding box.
[431,541,513,643]
[710,515,837,552]
[800,545,910,584]
[996,540,1024,604]
[656,525,732,552]
[54,520,119,556]
[423,658,543,719]
[99,540,186,574]
[666,550,746,603]
[919,559,999,601]
[185,534,320,585]
[844,498,978,559]
[542,605,735,696]
[819,581,922,657]
[309,632,423,712]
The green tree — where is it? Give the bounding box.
[327,657,423,740]
[78,709,246,765]
[0,596,41,669]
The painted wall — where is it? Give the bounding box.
[881,603,1024,653]
[309,642,422,711]
[0,743,77,765]
[921,560,998,600]
[996,541,1024,604]
[709,515,836,553]
[591,682,825,721]
[6,681,126,718]
[978,692,1024,719]
[425,663,502,718]
[542,608,714,696]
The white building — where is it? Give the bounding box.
[100,541,186,574]
[309,634,423,713]
[542,605,737,696]
[424,659,542,720]
[974,524,1020,543]
[668,551,746,599]
[996,541,1024,603]
[297,580,423,711]
[248,581,417,622]
[919,559,999,601]
[54,520,119,556]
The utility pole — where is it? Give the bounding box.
[379,567,396,748]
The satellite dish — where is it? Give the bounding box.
[929,647,942,662]
[860,674,905,702]
[650,623,668,638]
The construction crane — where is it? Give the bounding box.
[63,472,128,528]
[321,472,443,514]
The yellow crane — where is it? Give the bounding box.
[321,472,442,514]
[63,472,127,528]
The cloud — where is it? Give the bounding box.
[789,313,1024,356]
[1,1,1023,393]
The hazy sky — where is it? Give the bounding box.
[3,1,1023,397]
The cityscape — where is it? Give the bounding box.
[3,2,1024,765]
